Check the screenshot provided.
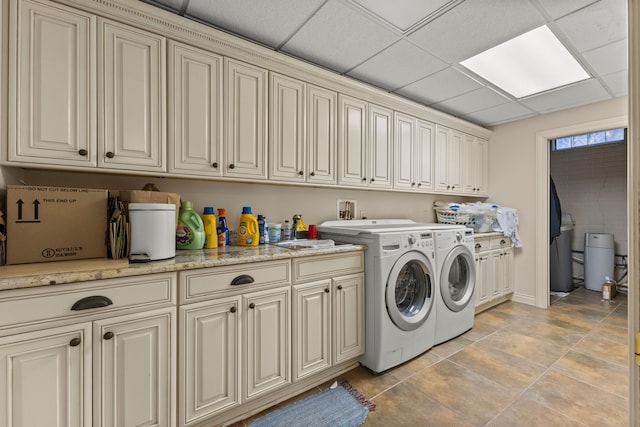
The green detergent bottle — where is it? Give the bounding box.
[176,201,205,249]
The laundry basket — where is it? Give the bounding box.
[434,206,497,233]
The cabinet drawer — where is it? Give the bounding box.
[490,237,511,249]
[292,252,364,284]
[179,259,291,303]
[0,273,176,334]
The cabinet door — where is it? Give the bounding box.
[502,248,514,294]
[244,287,290,400]
[462,134,477,195]
[269,73,305,182]
[368,104,393,189]
[0,323,92,427]
[474,252,490,307]
[168,41,223,177]
[491,251,504,298]
[415,119,434,191]
[224,58,267,179]
[448,129,463,192]
[434,125,450,192]
[475,137,489,196]
[333,273,364,364]
[94,308,175,427]
[98,19,165,172]
[338,95,367,186]
[10,0,96,167]
[393,112,415,190]
[307,85,337,184]
[180,297,239,425]
[292,280,331,382]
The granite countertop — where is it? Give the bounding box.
[0,243,365,291]
[473,232,505,239]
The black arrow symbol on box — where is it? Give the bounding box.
[16,199,23,220]
[33,199,40,220]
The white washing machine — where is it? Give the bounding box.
[433,228,476,345]
[318,219,459,373]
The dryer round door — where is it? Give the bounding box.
[385,251,435,331]
[440,245,476,312]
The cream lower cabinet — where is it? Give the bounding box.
[475,236,514,313]
[0,272,177,427]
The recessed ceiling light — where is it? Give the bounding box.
[460,25,590,98]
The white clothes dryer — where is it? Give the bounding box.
[318,220,444,373]
[433,228,476,345]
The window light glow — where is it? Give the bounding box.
[460,25,590,98]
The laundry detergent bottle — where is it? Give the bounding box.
[202,207,218,249]
[238,206,259,246]
[176,201,205,249]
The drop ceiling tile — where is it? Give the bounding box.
[347,40,448,91]
[352,0,454,32]
[555,0,627,52]
[582,39,628,76]
[520,79,611,113]
[145,0,184,11]
[408,0,545,63]
[463,102,535,126]
[185,0,325,47]
[432,87,511,116]
[395,67,482,105]
[600,70,627,97]
[282,0,399,73]
[536,0,599,19]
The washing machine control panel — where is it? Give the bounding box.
[403,232,434,249]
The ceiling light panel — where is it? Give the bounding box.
[460,25,590,98]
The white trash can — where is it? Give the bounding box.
[584,233,614,291]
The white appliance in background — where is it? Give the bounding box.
[129,203,176,261]
[433,228,476,344]
[318,219,461,373]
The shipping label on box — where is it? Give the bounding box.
[6,186,108,265]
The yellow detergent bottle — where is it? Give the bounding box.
[202,207,218,249]
[238,206,259,246]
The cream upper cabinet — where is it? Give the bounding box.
[434,124,462,193]
[394,112,434,192]
[462,134,488,196]
[98,19,166,172]
[0,323,92,427]
[224,58,268,179]
[269,73,305,182]
[307,85,337,184]
[168,41,223,177]
[93,308,175,427]
[9,0,97,167]
[338,95,392,188]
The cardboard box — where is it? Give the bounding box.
[602,281,617,300]
[118,190,181,225]
[6,186,108,265]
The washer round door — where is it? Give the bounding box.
[439,245,476,312]
[385,251,435,331]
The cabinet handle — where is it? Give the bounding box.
[229,163,235,169]
[411,182,415,187]
[500,239,506,245]
[71,295,113,311]
[230,274,254,286]
[362,177,367,182]
[370,178,375,183]
[475,243,482,249]
[103,331,114,340]
[212,162,218,168]
[447,185,451,190]
[106,151,115,158]
[249,303,255,309]
[298,171,304,176]
[337,285,343,290]
[230,306,237,313]
[310,172,315,176]
[78,149,88,156]
[324,288,330,293]
[417,183,421,187]
[69,337,81,347]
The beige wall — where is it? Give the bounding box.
[489,96,628,305]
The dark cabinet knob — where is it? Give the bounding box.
[417,183,421,187]
[370,178,375,183]
[362,177,366,182]
[249,303,255,309]
[298,171,304,176]
[310,172,315,176]
[447,185,451,190]
[230,306,237,313]
[324,288,330,293]
[411,182,415,187]
[337,285,343,290]
[106,152,115,158]
[212,162,218,168]
[103,331,114,340]
[78,149,88,156]
[69,337,81,347]
[229,164,235,169]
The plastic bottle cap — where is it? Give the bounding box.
[182,201,193,209]
[218,208,226,216]
[242,206,252,214]
[203,207,215,215]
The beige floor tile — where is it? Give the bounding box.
[448,342,547,391]
[430,336,475,358]
[572,333,628,367]
[487,396,585,427]
[590,322,628,344]
[523,370,628,426]
[386,348,442,381]
[551,350,629,398]
[364,382,473,427]
[462,319,502,342]
[555,295,618,313]
[506,318,584,347]
[407,360,518,426]
[480,329,571,367]
[474,309,518,328]
[606,307,629,329]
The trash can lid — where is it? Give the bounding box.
[585,232,614,248]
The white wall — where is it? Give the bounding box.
[489,96,628,305]
[551,140,628,282]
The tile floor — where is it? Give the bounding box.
[240,287,629,427]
